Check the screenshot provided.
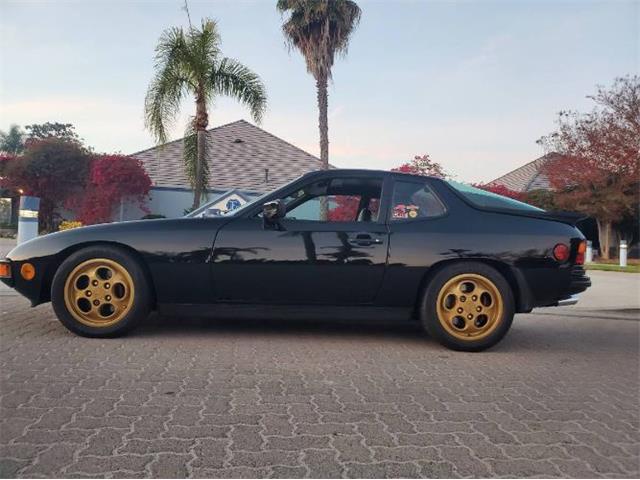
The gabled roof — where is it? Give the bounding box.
[131,119,322,191]
[489,153,559,192]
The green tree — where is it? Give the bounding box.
[277,0,361,172]
[145,18,267,209]
[25,122,80,142]
[0,125,25,154]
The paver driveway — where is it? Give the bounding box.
[1,286,639,478]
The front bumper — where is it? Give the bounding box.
[0,259,13,287]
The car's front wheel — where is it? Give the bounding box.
[51,246,151,337]
[421,262,515,351]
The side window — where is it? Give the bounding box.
[391,180,446,221]
[284,178,383,222]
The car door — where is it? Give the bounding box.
[210,174,391,304]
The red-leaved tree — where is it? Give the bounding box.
[392,154,448,178]
[538,76,640,259]
[327,195,360,222]
[473,183,524,201]
[71,155,152,225]
[0,138,90,232]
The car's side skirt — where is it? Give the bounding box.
[156,303,414,323]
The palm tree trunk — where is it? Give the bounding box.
[316,74,329,220]
[192,92,208,210]
[316,75,329,170]
[192,129,206,210]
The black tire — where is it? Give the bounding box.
[420,262,515,352]
[51,245,151,337]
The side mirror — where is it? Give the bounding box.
[262,200,285,229]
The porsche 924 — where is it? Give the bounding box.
[0,169,591,351]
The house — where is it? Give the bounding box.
[489,152,600,250]
[488,153,558,193]
[123,120,323,220]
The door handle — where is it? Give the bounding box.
[348,233,383,246]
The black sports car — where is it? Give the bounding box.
[0,169,591,351]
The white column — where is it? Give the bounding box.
[17,196,40,245]
[585,241,593,263]
[619,240,628,267]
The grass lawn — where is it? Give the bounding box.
[585,263,640,273]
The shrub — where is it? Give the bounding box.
[58,220,83,231]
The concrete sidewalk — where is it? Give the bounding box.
[536,270,639,317]
[0,238,16,259]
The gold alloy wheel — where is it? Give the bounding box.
[63,258,134,328]
[436,273,504,341]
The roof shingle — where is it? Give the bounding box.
[131,120,322,191]
[489,153,559,192]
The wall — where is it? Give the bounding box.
[120,187,228,221]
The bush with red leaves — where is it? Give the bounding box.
[391,154,448,178]
[472,183,525,201]
[71,155,151,225]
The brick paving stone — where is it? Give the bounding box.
[148,453,192,478]
[343,461,422,478]
[0,295,638,478]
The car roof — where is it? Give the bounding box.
[302,168,441,182]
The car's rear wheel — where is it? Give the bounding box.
[51,246,151,337]
[421,262,514,351]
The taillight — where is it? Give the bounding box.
[553,243,570,263]
[575,240,586,265]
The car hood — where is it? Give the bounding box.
[5,217,229,262]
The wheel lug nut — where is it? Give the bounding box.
[85,290,92,297]
[92,280,98,286]
[467,314,473,320]
[104,283,110,289]
[476,306,482,312]
[93,299,100,306]
[105,295,111,301]
[460,296,466,302]
[457,307,463,313]
[472,295,478,301]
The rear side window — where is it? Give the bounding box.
[446,180,543,212]
[391,180,446,221]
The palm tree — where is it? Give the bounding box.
[145,18,267,209]
[277,0,361,171]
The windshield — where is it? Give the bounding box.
[186,176,308,218]
[446,180,543,212]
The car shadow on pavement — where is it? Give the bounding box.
[129,311,640,355]
[133,312,431,344]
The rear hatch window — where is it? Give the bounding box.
[446,181,543,212]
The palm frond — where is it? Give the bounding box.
[211,57,267,124]
[144,27,191,144]
[184,18,221,103]
[277,0,361,80]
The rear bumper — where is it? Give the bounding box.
[568,265,591,295]
[556,294,579,306]
[543,266,590,308]
[519,264,591,310]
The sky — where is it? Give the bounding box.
[0,0,637,183]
